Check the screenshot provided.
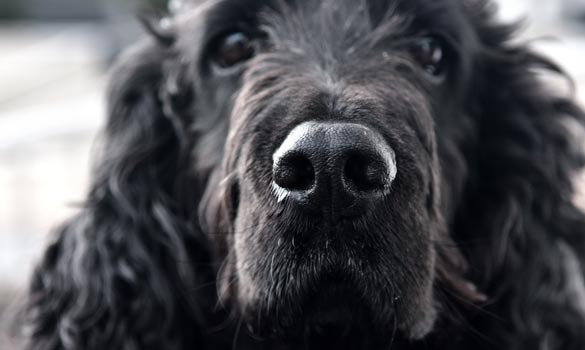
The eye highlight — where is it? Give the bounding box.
[212,31,256,69]
[409,37,447,78]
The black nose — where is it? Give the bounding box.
[272,122,396,218]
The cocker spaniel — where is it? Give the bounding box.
[23,0,585,349]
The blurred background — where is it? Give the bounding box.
[0,0,584,347]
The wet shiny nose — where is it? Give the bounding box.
[272,122,397,218]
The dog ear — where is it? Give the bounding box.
[23,38,216,350]
[450,3,585,345]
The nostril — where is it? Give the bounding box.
[273,153,315,191]
[344,153,389,192]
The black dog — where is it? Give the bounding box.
[23,0,585,349]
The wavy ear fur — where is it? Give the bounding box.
[23,38,216,350]
[451,2,585,349]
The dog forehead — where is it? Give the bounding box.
[174,0,465,35]
[171,0,469,71]
[169,0,448,13]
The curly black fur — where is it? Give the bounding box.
[23,0,585,349]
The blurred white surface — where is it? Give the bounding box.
[0,23,108,289]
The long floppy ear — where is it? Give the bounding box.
[23,36,216,350]
[452,2,585,347]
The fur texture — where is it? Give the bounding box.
[23,0,585,349]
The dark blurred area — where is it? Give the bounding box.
[0,0,584,349]
[0,0,167,59]
[0,0,102,20]
[0,0,166,20]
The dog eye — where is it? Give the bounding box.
[212,32,256,68]
[409,37,446,77]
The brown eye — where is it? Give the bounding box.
[213,32,256,68]
[410,37,446,77]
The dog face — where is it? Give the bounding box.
[167,0,479,342]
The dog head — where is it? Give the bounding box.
[149,0,489,343]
